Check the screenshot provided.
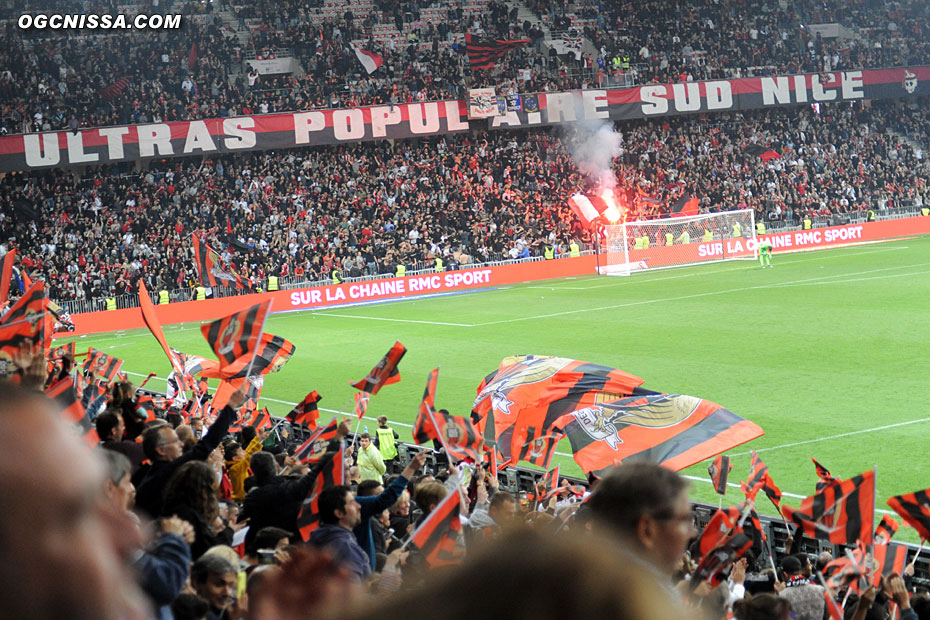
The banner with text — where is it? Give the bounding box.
[0,66,926,172]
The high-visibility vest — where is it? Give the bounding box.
[922,207,929,216]
[434,257,444,272]
[395,264,406,278]
[332,269,342,284]
[733,222,742,238]
[665,232,674,246]
[544,246,554,259]
[702,230,713,242]
[866,209,876,222]
[678,231,690,244]
[756,222,766,235]
[634,237,644,250]
[195,286,206,301]
[569,242,580,257]
[621,55,630,69]
[376,427,398,460]
[105,297,116,311]
[158,290,169,305]
[641,236,650,249]
[267,275,278,291]
[803,217,812,230]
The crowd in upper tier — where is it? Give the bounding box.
[0,99,926,305]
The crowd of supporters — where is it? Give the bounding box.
[1,363,928,620]
[2,0,929,134]
[0,99,926,305]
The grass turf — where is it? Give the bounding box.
[59,235,930,541]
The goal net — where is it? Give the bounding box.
[598,209,757,276]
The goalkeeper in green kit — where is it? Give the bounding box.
[758,239,773,268]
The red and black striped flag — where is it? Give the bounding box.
[708,454,732,495]
[781,470,875,545]
[0,248,15,304]
[243,407,272,432]
[134,394,160,423]
[81,348,124,382]
[353,391,370,420]
[350,341,406,395]
[698,505,741,558]
[887,489,930,541]
[553,392,762,478]
[201,332,296,380]
[0,280,52,360]
[813,457,839,492]
[513,426,562,470]
[46,376,98,447]
[692,527,753,588]
[823,543,868,590]
[742,451,782,510]
[201,300,271,376]
[413,368,439,443]
[432,410,483,463]
[408,487,465,567]
[296,442,344,541]
[294,418,340,464]
[49,341,75,360]
[870,542,908,588]
[138,280,186,380]
[539,465,560,501]
[192,233,252,290]
[287,391,321,428]
[97,76,130,100]
[465,33,530,70]
[874,514,900,545]
[823,589,844,620]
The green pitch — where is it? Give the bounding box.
[60,236,930,541]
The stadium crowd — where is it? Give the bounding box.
[0,364,927,620]
[1,0,929,133]
[0,99,926,305]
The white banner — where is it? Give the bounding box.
[246,57,299,75]
[468,88,499,119]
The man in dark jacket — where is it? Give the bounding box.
[135,385,247,518]
[240,420,351,549]
[309,485,370,581]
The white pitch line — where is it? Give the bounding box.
[781,269,930,286]
[471,262,930,327]
[310,312,473,327]
[729,417,930,457]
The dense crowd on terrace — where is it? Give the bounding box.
[0,365,927,620]
[1,0,928,134]
[0,100,927,305]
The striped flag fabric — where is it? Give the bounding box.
[813,457,839,492]
[81,348,124,382]
[138,280,186,381]
[352,45,383,74]
[349,341,406,395]
[46,376,98,447]
[0,248,15,304]
[192,234,252,290]
[294,418,340,463]
[781,470,876,545]
[742,451,782,510]
[287,391,322,429]
[296,443,344,541]
[408,487,465,567]
[870,542,908,588]
[874,514,900,545]
[432,409,483,463]
[97,76,130,100]
[413,368,439,443]
[708,454,732,495]
[465,33,530,70]
[201,301,271,376]
[353,391,370,420]
[887,489,930,541]
[539,465,560,501]
[513,426,562,470]
[201,332,295,380]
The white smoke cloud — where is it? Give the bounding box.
[560,107,622,190]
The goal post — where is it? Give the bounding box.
[598,209,757,276]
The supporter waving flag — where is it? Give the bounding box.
[465,33,530,70]
[81,348,124,382]
[432,410,483,463]
[413,368,439,443]
[513,426,563,470]
[886,489,930,541]
[49,341,74,360]
[294,418,340,464]
[692,527,753,588]
[243,407,272,432]
[698,505,742,558]
[708,454,732,495]
[0,280,52,350]
[350,341,406,395]
[287,391,322,429]
[781,470,875,545]
[0,314,48,377]
[192,233,252,290]
[408,487,465,567]
[201,300,271,376]
[296,442,344,541]
[870,541,908,588]
[552,392,762,477]
[134,394,160,423]
[201,332,295,380]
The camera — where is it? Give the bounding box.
[256,549,276,565]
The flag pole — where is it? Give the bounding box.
[908,540,925,569]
